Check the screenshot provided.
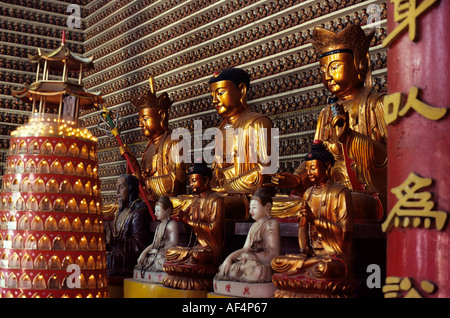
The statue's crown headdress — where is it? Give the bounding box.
[130,77,172,111]
[311,25,374,84]
[311,25,373,59]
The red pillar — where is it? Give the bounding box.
[385,1,450,297]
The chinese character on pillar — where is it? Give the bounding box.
[384,0,450,298]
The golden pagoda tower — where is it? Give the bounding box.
[0,32,107,298]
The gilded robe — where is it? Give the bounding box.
[165,190,225,266]
[212,108,273,195]
[272,180,354,280]
[139,130,187,200]
[294,87,387,211]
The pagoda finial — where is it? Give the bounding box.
[62,30,66,45]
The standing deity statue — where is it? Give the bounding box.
[120,78,187,202]
[269,25,387,221]
[134,196,178,283]
[214,188,280,298]
[163,162,226,290]
[272,141,356,298]
[208,68,275,196]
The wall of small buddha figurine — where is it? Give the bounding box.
[0,0,85,189]
[80,0,388,205]
[0,0,387,206]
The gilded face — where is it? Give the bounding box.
[189,173,208,194]
[305,159,329,185]
[210,80,246,119]
[320,52,362,99]
[139,108,165,139]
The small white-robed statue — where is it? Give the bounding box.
[134,196,178,283]
[214,188,280,297]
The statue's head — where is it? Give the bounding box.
[305,140,335,184]
[250,188,273,221]
[155,195,173,221]
[311,25,374,100]
[117,174,140,211]
[131,77,172,140]
[208,68,250,119]
[188,162,213,194]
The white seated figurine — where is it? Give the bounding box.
[134,196,179,283]
[214,188,280,298]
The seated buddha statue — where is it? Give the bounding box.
[214,188,280,297]
[268,25,387,222]
[208,68,275,196]
[163,162,226,290]
[120,77,187,204]
[134,196,178,283]
[271,141,356,298]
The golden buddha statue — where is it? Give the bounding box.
[271,141,356,298]
[269,25,387,221]
[120,78,187,202]
[163,162,226,290]
[208,68,275,195]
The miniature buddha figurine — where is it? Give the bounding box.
[271,141,356,298]
[268,25,387,220]
[214,188,280,297]
[134,196,178,283]
[106,174,152,277]
[208,68,274,195]
[163,162,226,290]
[120,78,187,202]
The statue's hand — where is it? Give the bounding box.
[221,258,233,276]
[137,251,147,266]
[299,202,315,223]
[212,186,226,193]
[264,172,300,188]
[119,144,131,157]
[331,109,350,144]
[299,247,310,256]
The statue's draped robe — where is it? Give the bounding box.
[217,218,280,283]
[138,130,187,199]
[166,190,225,266]
[212,108,273,195]
[272,181,354,279]
[294,88,387,209]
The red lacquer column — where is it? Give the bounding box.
[385,1,450,297]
